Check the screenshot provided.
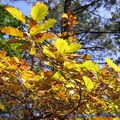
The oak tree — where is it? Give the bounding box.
[0,2,120,120]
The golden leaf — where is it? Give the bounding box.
[54,39,81,54]
[105,58,120,72]
[7,64,18,70]
[62,13,68,19]
[13,57,19,63]
[42,19,56,30]
[83,76,94,91]
[0,26,23,37]
[0,50,7,59]
[21,71,34,81]
[54,38,68,54]
[31,2,48,22]
[64,61,81,71]
[30,19,56,36]
[30,24,45,35]
[82,61,100,72]
[93,117,112,120]
[29,47,36,55]
[37,32,57,42]
[0,102,5,111]
[68,43,81,53]
[5,6,25,23]
[43,46,55,58]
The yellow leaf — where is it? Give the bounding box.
[43,46,55,58]
[68,36,77,42]
[0,62,5,69]
[68,43,81,53]
[83,76,94,91]
[54,39,81,54]
[7,64,18,70]
[31,2,48,22]
[66,81,75,88]
[64,61,81,71]
[93,117,112,120]
[54,38,68,54]
[105,58,120,72]
[44,61,53,67]
[30,24,45,35]
[30,75,42,82]
[21,71,34,81]
[113,117,120,120]
[13,56,19,63]
[30,19,56,36]
[0,26,23,37]
[5,6,25,23]
[30,47,36,55]
[43,19,56,30]
[62,13,68,19]
[51,72,62,80]
[37,32,57,42]
[72,20,79,24]
[82,61,100,72]
[0,102,5,111]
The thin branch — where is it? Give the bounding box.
[76,30,120,34]
[78,25,94,43]
[81,46,105,49]
[73,0,101,15]
[62,100,88,119]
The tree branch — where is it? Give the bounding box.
[62,100,88,119]
[81,46,105,49]
[73,0,101,15]
[76,30,120,34]
[78,25,94,43]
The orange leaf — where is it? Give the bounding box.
[0,50,7,58]
[29,18,37,28]
[0,26,23,37]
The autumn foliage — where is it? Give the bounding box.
[0,2,120,119]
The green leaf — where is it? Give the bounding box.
[31,2,48,22]
[83,76,94,91]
